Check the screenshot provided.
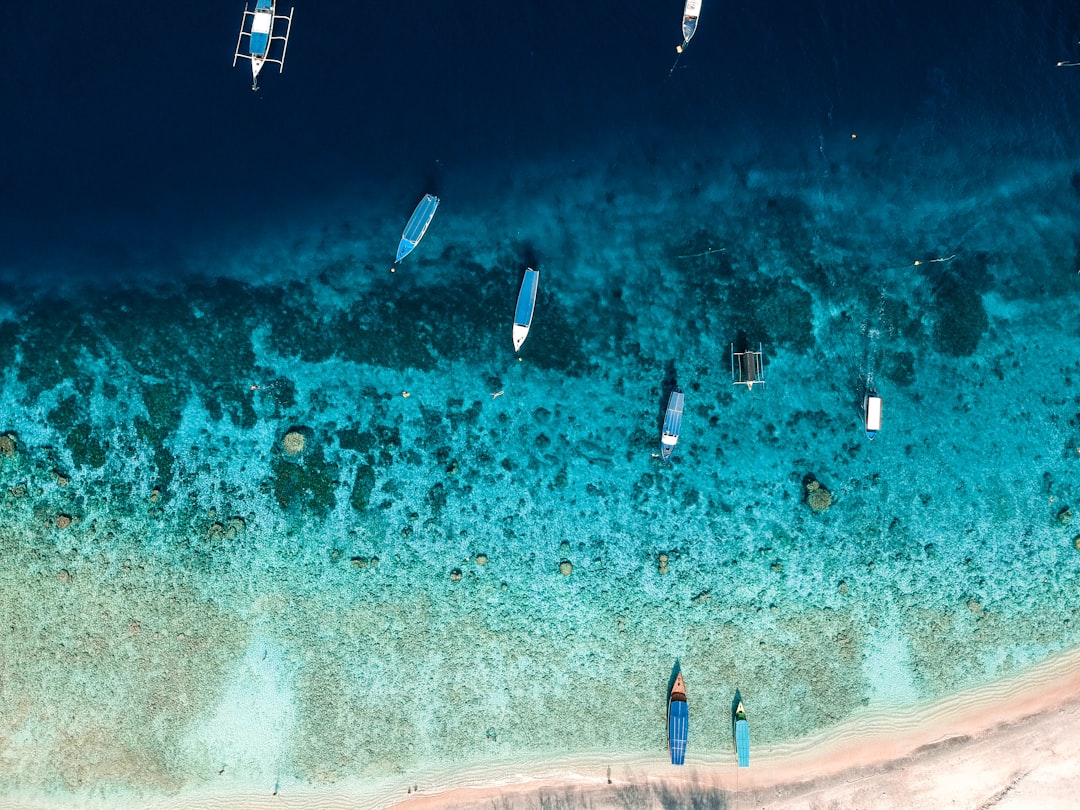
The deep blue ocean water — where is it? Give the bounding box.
[4,0,1080,804]
[6,0,1080,282]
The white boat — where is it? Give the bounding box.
[676,0,702,53]
[396,194,440,263]
[232,0,294,91]
[513,267,539,351]
[660,389,684,463]
[864,389,882,439]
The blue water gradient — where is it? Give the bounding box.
[3,0,1080,802]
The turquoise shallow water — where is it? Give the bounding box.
[2,129,1080,802]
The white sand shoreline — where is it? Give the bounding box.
[4,645,1080,810]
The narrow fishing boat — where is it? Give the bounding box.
[676,0,703,53]
[668,672,688,765]
[660,389,684,463]
[731,343,765,390]
[864,388,882,439]
[734,698,750,768]
[513,267,539,351]
[232,0,294,91]
[396,194,440,263]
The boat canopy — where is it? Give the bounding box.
[661,390,684,461]
[669,699,688,765]
[865,392,882,432]
[514,268,539,327]
[250,1,274,56]
[735,716,750,767]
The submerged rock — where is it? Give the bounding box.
[0,433,16,457]
[804,474,833,511]
[559,560,573,576]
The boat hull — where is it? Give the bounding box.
[660,389,684,462]
[678,0,702,50]
[734,700,749,768]
[513,268,539,351]
[396,194,440,263]
[668,672,688,765]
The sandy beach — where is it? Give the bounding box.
[380,645,1080,810]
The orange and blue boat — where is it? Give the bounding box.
[668,672,688,765]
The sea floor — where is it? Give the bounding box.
[2,120,1080,801]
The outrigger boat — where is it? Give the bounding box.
[513,267,539,351]
[668,672,688,766]
[660,389,684,463]
[731,343,765,390]
[734,698,750,768]
[395,194,440,264]
[232,1,294,91]
[864,388,882,439]
[676,0,703,53]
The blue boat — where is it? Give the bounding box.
[396,194,440,263]
[513,267,539,351]
[864,389,882,439]
[668,672,688,765]
[232,1,294,91]
[734,699,750,768]
[660,389,684,463]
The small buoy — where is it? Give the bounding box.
[518,357,523,362]
[402,391,410,398]
[390,266,396,273]
[675,44,683,53]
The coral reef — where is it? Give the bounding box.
[804,474,833,511]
